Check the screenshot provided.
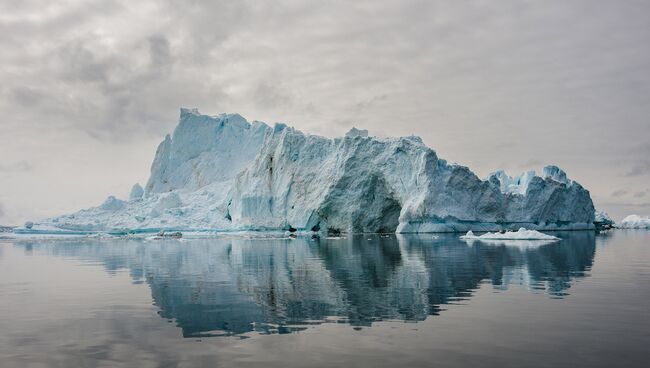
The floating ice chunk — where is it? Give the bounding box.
[24,221,34,229]
[460,228,560,241]
[619,215,650,229]
[463,238,559,248]
[129,183,144,200]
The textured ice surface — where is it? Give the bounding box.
[487,170,536,195]
[98,196,127,211]
[145,108,271,194]
[619,215,650,229]
[28,108,596,234]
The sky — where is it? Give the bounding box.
[1,0,649,225]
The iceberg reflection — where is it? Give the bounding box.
[14,232,595,336]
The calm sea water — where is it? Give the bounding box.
[0,231,648,367]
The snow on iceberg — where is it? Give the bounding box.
[619,215,650,229]
[31,108,596,234]
[460,228,560,241]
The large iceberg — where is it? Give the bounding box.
[33,108,596,234]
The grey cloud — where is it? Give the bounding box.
[253,81,293,110]
[631,142,650,154]
[160,0,253,60]
[0,1,123,49]
[3,0,649,144]
[517,159,543,169]
[148,34,172,69]
[611,189,628,198]
[353,95,389,114]
[0,161,33,172]
[626,160,650,177]
[8,86,46,106]
[623,143,650,176]
[57,41,111,83]
[633,191,648,198]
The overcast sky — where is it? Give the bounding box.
[1,0,649,225]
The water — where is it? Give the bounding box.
[0,231,648,367]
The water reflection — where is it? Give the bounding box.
[12,232,595,337]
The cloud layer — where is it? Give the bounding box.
[1,0,649,223]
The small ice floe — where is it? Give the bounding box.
[460,228,559,248]
[460,228,559,241]
[84,232,115,239]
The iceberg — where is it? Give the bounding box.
[594,210,615,230]
[594,210,613,224]
[619,215,650,229]
[29,108,596,234]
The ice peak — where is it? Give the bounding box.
[99,196,127,211]
[542,165,570,185]
[180,107,201,118]
[488,170,536,195]
[274,122,288,133]
[129,183,144,201]
[220,113,249,127]
[146,109,273,194]
[345,127,369,138]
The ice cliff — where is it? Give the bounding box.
[35,108,596,234]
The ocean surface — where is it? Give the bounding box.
[0,231,648,367]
